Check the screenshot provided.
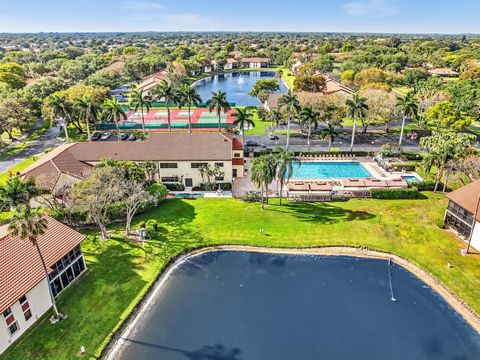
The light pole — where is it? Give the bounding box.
[464,195,480,255]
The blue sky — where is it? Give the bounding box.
[0,0,478,34]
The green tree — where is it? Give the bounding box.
[320,122,339,151]
[102,97,127,140]
[426,101,471,131]
[249,79,280,99]
[275,149,296,206]
[300,106,320,151]
[8,206,60,316]
[45,94,70,141]
[180,84,202,132]
[74,96,99,141]
[0,176,45,211]
[209,90,231,131]
[250,154,277,209]
[346,94,368,151]
[267,108,283,132]
[396,92,418,146]
[293,76,326,92]
[129,88,152,134]
[278,90,300,150]
[152,80,180,132]
[233,107,255,145]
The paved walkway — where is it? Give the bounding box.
[0,126,63,174]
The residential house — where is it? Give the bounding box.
[241,57,271,68]
[224,58,239,70]
[22,133,245,189]
[0,218,86,355]
[428,67,459,78]
[445,180,480,251]
[264,93,284,111]
[137,71,167,96]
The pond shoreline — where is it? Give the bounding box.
[103,245,480,359]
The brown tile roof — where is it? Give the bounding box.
[138,71,167,92]
[0,217,85,314]
[266,93,284,109]
[232,138,244,151]
[242,57,271,63]
[226,58,238,64]
[428,67,459,76]
[70,133,233,162]
[342,179,366,188]
[447,180,480,221]
[309,181,333,191]
[232,158,244,166]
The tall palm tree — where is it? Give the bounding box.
[275,69,284,79]
[0,176,45,211]
[300,106,320,151]
[74,96,98,142]
[129,88,152,134]
[152,80,180,132]
[320,122,339,151]
[46,94,69,142]
[396,92,418,147]
[250,155,276,209]
[278,90,300,150]
[275,149,296,206]
[267,108,283,133]
[209,90,231,132]
[346,93,368,152]
[233,107,255,145]
[102,97,127,141]
[8,206,60,317]
[180,84,202,132]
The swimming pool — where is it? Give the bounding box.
[402,175,421,183]
[193,71,288,106]
[288,161,372,179]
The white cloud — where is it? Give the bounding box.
[343,0,399,17]
[120,1,166,10]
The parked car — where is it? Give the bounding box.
[245,140,259,147]
[100,132,111,140]
[268,134,279,140]
[91,132,102,141]
[127,133,137,141]
[120,132,129,141]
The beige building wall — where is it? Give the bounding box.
[0,278,52,355]
[156,160,233,186]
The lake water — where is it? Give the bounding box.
[193,71,288,106]
[113,251,480,360]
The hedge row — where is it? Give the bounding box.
[413,180,445,191]
[370,187,420,199]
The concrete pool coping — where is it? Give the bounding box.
[103,245,480,359]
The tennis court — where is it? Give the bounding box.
[124,108,236,129]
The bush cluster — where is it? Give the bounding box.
[414,181,445,191]
[370,187,420,199]
[242,191,262,202]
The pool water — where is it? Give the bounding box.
[193,71,288,106]
[113,251,480,360]
[289,161,372,179]
[402,175,421,183]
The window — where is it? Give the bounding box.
[8,321,19,336]
[3,308,12,318]
[160,163,178,169]
[48,248,86,298]
[191,162,208,169]
[234,153,241,158]
[215,176,224,181]
[20,296,32,321]
[19,295,26,304]
[3,307,18,335]
[23,309,32,321]
[215,162,224,168]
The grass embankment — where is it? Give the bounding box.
[3,194,480,360]
[0,122,50,162]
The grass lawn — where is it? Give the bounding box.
[0,123,50,162]
[392,86,413,96]
[0,156,39,185]
[241,108,271,135]
[3,194,480,360]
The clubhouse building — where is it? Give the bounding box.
[445,180,480,251]
[0,218,85,355]
[21,133,245,191]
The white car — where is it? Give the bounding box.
[100,132,111,140]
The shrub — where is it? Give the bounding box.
[414,181,444,191]
[193,182,232,191]
[242,191,262,202]
[148,183,169,201]
[163,183,185,191]
[370,187,420,199]
[145,219,158,238]
[137,220,146,229]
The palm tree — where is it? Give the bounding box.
[46,94,69,142]
[180,84,202,132]
[275,149,296,205]
[233,107,255,145]
[209,90,231,132]
[300,106,320,151]
[346,93,368,152]
[102,98,127,140]
[267,109,283,133]
[396,92,418,147]
[74,96,98,141]
[275,69,284,79]
[0,176,45,211]
[129,88,152,134]
[8,206,60,317]
[278,90,300,150]
[250,155,276,209]
[152,80,180,132]
[320,122,339,151]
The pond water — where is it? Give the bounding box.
[113,251,480,360]
[193,71,288,106]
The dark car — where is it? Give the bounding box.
[91,132,102,141]
[127,133,137,141]
[245,140,259,147]
[268,134,279,140]
[120,132,129,141]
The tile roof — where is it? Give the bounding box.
[232,138,244,151]
[0,217,85,314]
[428,68,459,76]
[447,180,480,221]
[266,93,284,109]
[242,57,271,63]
